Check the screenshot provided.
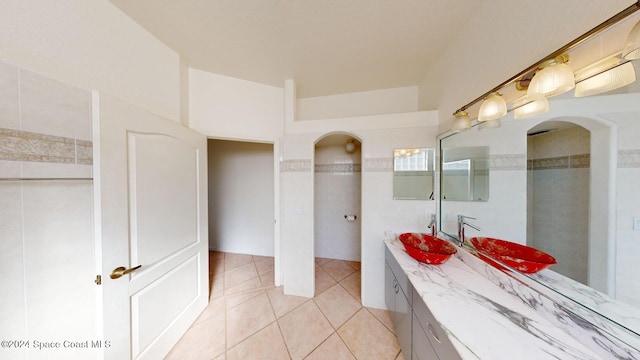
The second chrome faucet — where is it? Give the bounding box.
[457,215,480,246]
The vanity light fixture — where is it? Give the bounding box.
[574,60,636,97]
[513,95,549,119]
[527,54,575,98]
[448,1,640,134]
[451,110,471,133]
[478,119,501,130]
[623,19,640,60]
[478,92,507,122]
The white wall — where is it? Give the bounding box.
[280,96,440,307]
[297,86,419,121]
[0,62,96,360]
[189,69,284,141]
[207,140,275,256]
[314,143,362,261]
[0,0,181,122]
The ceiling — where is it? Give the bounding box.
[108,0,482,98]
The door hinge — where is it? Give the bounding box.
[95,275,102,285]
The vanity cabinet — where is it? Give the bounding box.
[385,246,461,360]
[385,256,412,358]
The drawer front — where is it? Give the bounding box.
[413,293,461,360]
[385,246,412,306]
[412,312,440,360]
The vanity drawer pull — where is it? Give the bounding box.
[428,323,441,344]
[393,278,400,294]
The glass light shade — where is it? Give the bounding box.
[574,62,636,97]
[345,142,355,153]
[623,20,640,60]
[527,63,575,97]
[513,95,549,119]
[478,119,501,130]
[451,111,471,133]
[478,93,507,122]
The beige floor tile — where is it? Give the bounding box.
[213,355,226,360]
[267,286,308,318]
[226,322,290,360]
[323,262,357,282]
[305,333,355,360]
[338,308,400,360]
[259,270,275,287]
[315,267,337,296]
[225,253,254,271]
[367,307,395,335]
[314,284,362,329]
[226,293,276,348]
[255,256,275,275]
[195,296,226,324]
[315,257,333,266]
[165,312,226,360]
[224,276,263,296]
[339,271,361,302]
[278,300,334,360]
[225,289,267,310]
[395,350,406,360]
[224,262,258,286]
[210,257,225,275]
[210,272,225,299]
[345,261,361,270]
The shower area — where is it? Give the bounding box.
[527,121,590,284]
[313,134,362,298]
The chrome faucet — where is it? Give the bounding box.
[457,215,480,246]
[427,214,437,237]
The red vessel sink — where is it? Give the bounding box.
[398,233,457,265]
[469,237,557,274]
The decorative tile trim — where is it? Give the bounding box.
[619,149,640,168]
[0,128,82,164]
[281,159,312,172]
[76,140,93,165]
[532,156,569,170]
[529,154,590,170]
[363,158,393,172]
[489,154,527,170]
[569,154,590,168]
[315,163,361,173]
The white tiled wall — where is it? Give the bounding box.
[528,127,590,284]
[0,61,96,360]
[314,143,362,261]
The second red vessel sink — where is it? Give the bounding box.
[469,237,557,274]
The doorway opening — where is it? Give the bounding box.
[206,139,275,298]
[527,121,590,284]
[313,133,362,301]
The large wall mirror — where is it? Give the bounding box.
[393,148,435,200]
[439,89,640,337]
[441,146,490,201]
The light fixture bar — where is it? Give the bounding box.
[452,0,640,116]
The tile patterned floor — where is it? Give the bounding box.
[165,252,405,360]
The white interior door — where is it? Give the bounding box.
[93,93,208,360]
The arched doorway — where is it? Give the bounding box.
[313,133,362,301]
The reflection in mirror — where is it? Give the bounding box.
[438,93,640,337]
[442,146,489,201]
[393,148,435,200]
[527,122,590,285]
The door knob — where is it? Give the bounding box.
[110,264,142,279]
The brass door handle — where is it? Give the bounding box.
[110,265,142,279]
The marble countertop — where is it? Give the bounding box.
[385,238,605,359]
